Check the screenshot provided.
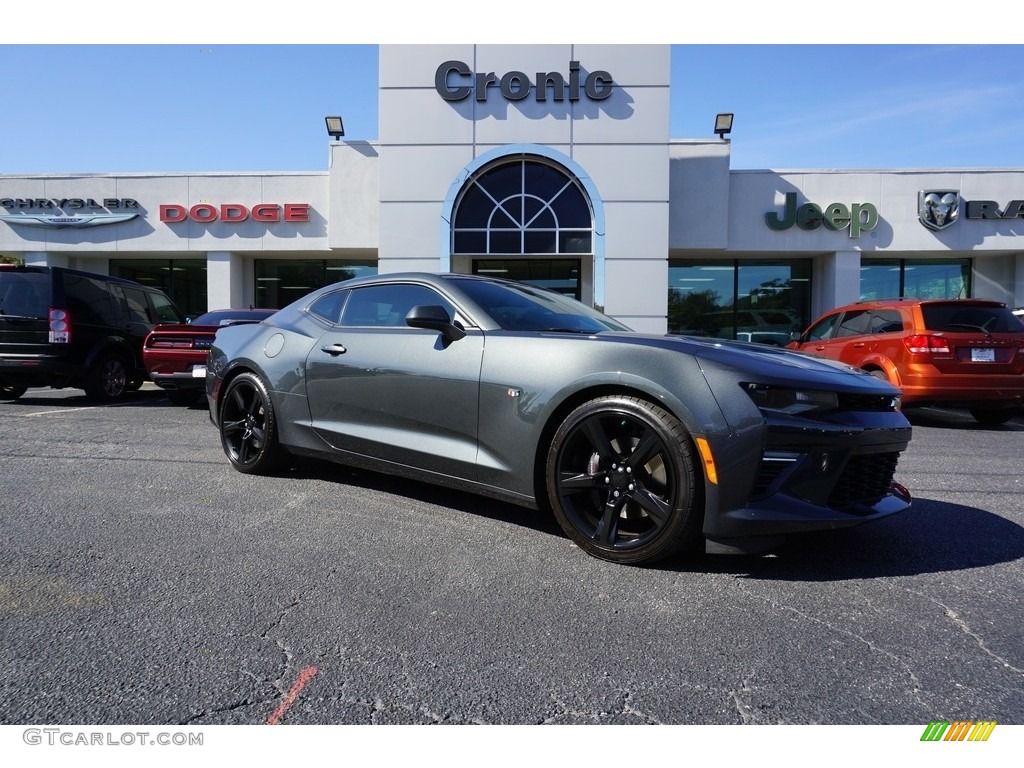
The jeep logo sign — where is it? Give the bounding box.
[765,192,878,238]
[435,60,614,103]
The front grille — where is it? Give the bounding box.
[750,455,798,499]
[828,452,901,510]
[837,392,897,412]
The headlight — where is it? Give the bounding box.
[743,383,838,415]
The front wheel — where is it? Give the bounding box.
[969,407,1015,425]
[0,381,28,401]
[218,372,283,474]
[545,396,702,565]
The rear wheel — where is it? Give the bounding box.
[218,372,283,474]
[969,407,1015,425]
[83,353,129,401]
[0,381,28,401]
[546,396,701,565]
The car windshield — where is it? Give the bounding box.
[921,303,1024,334]
[452,278,631,333]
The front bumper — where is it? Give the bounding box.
[702,409,913,539]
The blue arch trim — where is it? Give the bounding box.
[439,144,605,305]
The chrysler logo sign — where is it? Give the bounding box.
[0,197,139,229]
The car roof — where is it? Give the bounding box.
[834,297,1008,311]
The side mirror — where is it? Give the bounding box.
[405,305,466,341]
[790,330,802,342]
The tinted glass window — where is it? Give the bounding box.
[309,290,349,324]
[805,313,839,342]
[870,310,904,334]
[835,309,872,338]
[148,291,183,323]
[0,272,49,318]
[922,304,1024,333]
[340,285,455,328]
[121,287,153,323]
[453,278,630,332]
[64,274,120,326]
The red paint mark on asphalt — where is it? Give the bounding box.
[265,666,318,725]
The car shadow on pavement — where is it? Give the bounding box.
[903,407,1024,430]
[4,388,171,407]
[277,457,567,540]
[678,496,1024,581]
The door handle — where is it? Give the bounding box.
[320,343,347,356]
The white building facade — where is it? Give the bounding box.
[2,44,1022,337]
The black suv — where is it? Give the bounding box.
[0,265,185,401]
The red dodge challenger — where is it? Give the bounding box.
[143,308,277,406]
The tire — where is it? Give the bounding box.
[0,381,28,401]
[546,395,701,565]
[969,407,1015,426]
[83,353,129,401]
[866,368,889,382]
[218,372,283,474]
[167,390,201,407]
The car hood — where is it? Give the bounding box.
[604,332,898,394]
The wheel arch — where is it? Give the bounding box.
[531,382,706,512]
[858,355,901,386]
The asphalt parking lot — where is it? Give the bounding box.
[1,385,1022,726]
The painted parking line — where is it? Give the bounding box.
[265,666,318,725]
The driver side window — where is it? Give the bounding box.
[340,284,456,328]
[805,313,839,342]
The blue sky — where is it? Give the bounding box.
[2,9,1021,175]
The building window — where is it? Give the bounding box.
[110,259,207,318]
[860,259,970,300]
[668,259,811,345]
[254,259,376,309]
[452,158,592,257]
[472,259,581,300]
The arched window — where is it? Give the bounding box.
[452,158,593,256]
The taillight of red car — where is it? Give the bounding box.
[147,337,194,349]
[903,334,951,355]
[48,308,70,344]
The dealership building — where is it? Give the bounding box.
[2,44,1023,337]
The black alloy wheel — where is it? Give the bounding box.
[84,354,129,401]
[546,395,701,564]
[219,372,283,474]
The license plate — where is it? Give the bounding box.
[971,348,995,362]
[191,365,207,378]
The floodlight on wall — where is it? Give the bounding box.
[325,116,345,139]
[714,113,734,139]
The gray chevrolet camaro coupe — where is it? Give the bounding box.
[206,273,912,565]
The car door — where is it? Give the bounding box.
[304,282,484,480]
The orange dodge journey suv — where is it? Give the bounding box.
[788,298,1024,424]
